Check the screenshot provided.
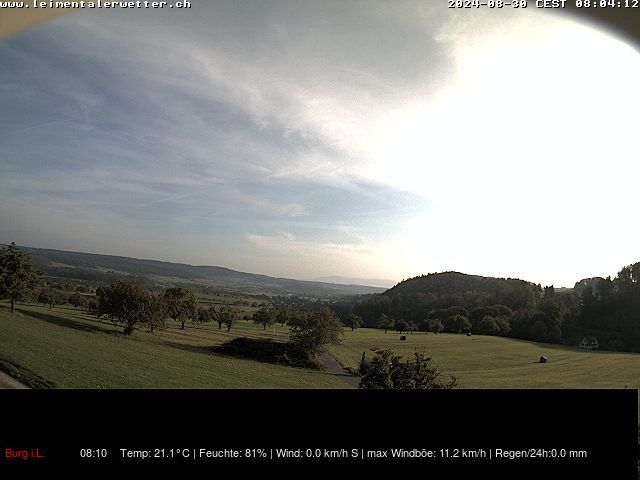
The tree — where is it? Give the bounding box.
[47,292,66,309]
[288,306,343,357]
[68,292,86,309]
[198,306,211,323]
[427,306,470,322]
[210,305,234,330]
[426,319,443,334]
[223,309,236,332]
[346,313,363,331]
[530,317,548,342]
[83,297,98,316]
[443,314,471,333]
[276,309,290,327]
[94,279,160,334]
[162,287,198,330]
[478,315,500,335]
[598,276,614,301]
[470,305,513,331]
[37,290,49,307]
[580,285,597,309]
[543,285,555,300]
[144,295,167,333]
[253,308,276,330]
[286,310,308,329]
[359,349,456,389]
[0,242,42,312]
[395,319,409,334]
[494,316,511,336]
[377,314,393,333]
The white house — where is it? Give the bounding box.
[578,336,599,350]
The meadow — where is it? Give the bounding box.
[0,302,344,388]
[328,329,640,389]
[1,300,639,390]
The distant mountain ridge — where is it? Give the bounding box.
[313,276,397,288]
[13,245,387,297]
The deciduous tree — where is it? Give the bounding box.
[94,279,160,334]
[198,306,211,323]
[68,292,86,309]
[0,243,42,312]
[377,314,393,333]
[288,306,343,357]
[253,308,276,330]
[162,287,198,330]
[426,319,443,334]
[211,305,234,330]
[223,309,236,332]
[346,313,363,331]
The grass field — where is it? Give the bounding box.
[327,328,640,389]
[2,301,639,390]
[0,302,345,388]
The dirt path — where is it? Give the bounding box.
[0,371,29,389]
[317,351,360,388]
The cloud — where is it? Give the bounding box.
[231,191,308,218]
[1,3,639,285]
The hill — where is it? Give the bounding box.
[385,271,538,299]
[353,271,542,325]
[14,245,386,297]
[349,266,640,353]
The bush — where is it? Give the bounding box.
[359,349,456,389]
[215,337,315,368]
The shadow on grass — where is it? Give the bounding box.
[164,341,214,356]
[16,307,117,335]
[0,357,55,388]
[164,337,319,369]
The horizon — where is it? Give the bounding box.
[1,2,639,288]
[8,240,632,290]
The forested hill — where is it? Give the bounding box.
[350,265,640,353]
[13,245,386,297]
[352,272,541,323]
[385,272,539,302]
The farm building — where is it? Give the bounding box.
[578,336,599,350]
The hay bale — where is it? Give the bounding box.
[539,356,548,363]
[400,335,407,341]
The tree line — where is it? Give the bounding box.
[566,265,640,351]
[347,267,640,352]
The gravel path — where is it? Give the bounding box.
[0,371,29,389]
[317,351,360,388]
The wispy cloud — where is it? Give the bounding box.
[231,190,308,218]
[1,2,639,285]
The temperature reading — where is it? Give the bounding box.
[150,448,191,458]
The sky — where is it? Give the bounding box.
[1,1,639,287]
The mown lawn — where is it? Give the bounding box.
[3,301,639,390]
[0,302,345,388]
[327,328,640,389]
